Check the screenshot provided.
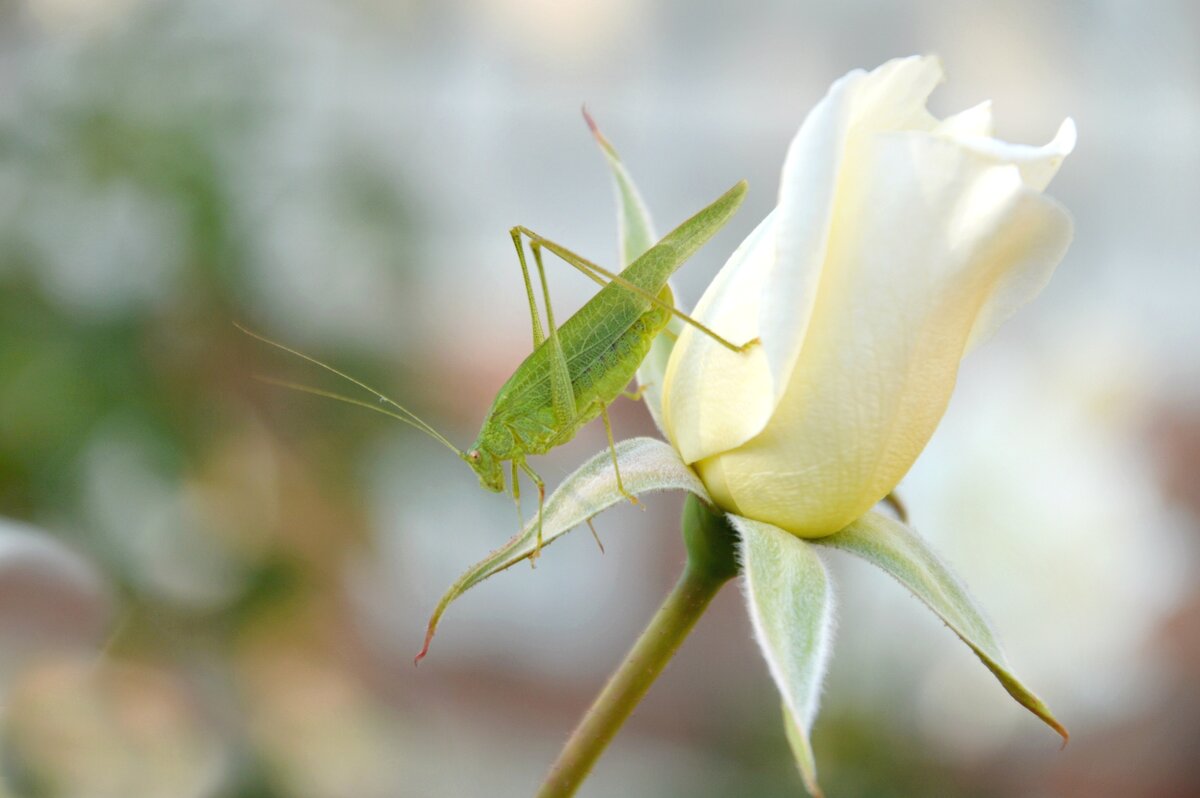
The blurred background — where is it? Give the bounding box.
[0,0,1197,795]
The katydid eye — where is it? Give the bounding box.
[468,450,481,462]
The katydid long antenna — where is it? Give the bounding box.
[234,323,464,458]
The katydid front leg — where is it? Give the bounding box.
[510,460,524,528]
[519,460,546,561]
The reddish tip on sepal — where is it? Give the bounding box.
[581,105,617,158]
[581,104,599,134]
[1054,722,1071,749]
[413,625,436,666]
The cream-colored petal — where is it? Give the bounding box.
[664,55,948,465]
[713,132,1074,537]
[662,212,777,463]
[694,449,741,516]
[935,100,995,138]
[950,117,1077,191]
[767,55,945,392]
[964,190,1073,353]
[958,119,1076,352]
[843,54,943,133]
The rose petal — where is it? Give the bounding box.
[706,132,1074,536]
[935,100,995,138]
[662,211,777,462]
[663,56,948,464]
[948,117,1077,191]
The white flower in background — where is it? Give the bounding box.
[0,517,111,695]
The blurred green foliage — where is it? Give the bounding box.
[0,3,423,793]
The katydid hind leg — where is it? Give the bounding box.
[599,401,638,506]
[530,240,578,428]
[509,228,546,349]
[513,226,759,354]
[530,240,559,334]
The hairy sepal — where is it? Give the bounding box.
[815,510,1068,742]
[730,514,833,798]
[417,437,709,661]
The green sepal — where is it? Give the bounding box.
[815,510,1068,743]
[585,107,657,267]
[416,437,710,662]
[783,703,824,798]
[729,514,833,798]
[585,109,682,436]
[680,494,739,583]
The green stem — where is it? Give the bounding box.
[535,496,738,798]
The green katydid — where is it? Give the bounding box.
[469,180,754,529]
[241,133,756,631]
[243,178,751,509]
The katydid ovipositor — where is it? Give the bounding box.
[241,159,754,572]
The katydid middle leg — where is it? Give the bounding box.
[621,384,650,402]
[883,491,909,523]
[599,402,638,506]
[585,517,605,554]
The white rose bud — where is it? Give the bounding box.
[661,55,1076,538]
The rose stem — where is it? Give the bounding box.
[535,496,739,798]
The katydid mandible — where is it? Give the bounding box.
[242,176,753,582]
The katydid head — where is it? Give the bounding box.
[464,447,504,493]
